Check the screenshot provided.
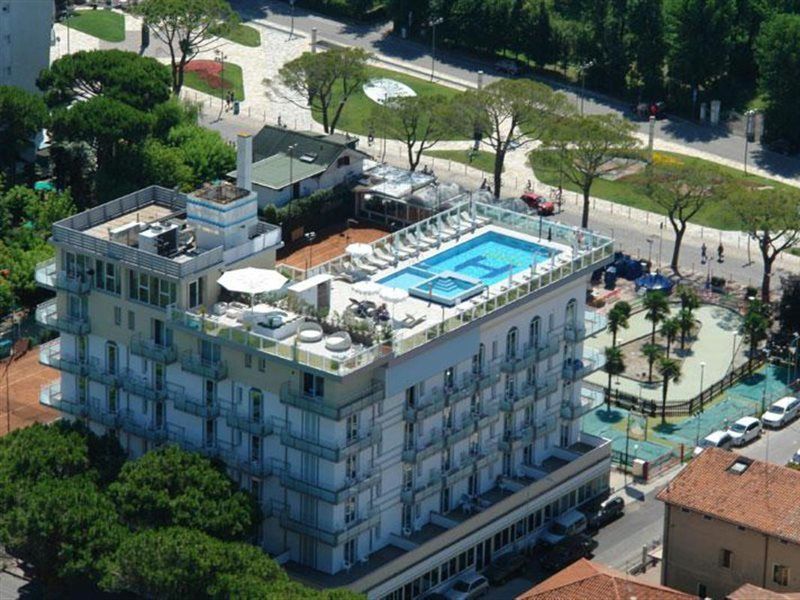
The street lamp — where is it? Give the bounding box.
[791,333,800,384]
[304,231,316,269]
[288,0,296,40]
[761,348,771,414]
[578,60,595,116]
[428,17,444,82]
[744,109,757,175]
[646,238,653,266]
[287,143,297,201]
[214,49,227,119]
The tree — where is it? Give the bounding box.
[643,290,670,345]
[730,187,800,303]
[37,50,171,111]
[535,113,639,228]
[604,346,626,412]
[3,475,125,591]
[666,0,736,105]
[463,79,570,198]
[108,445,259,541]
[627,0,666,97]
[661,317,680,357]
[642,342,663,383]
[657,357,682,424]
[607,300,632,348]
[778,275,800,335]
[525,1,556,67]
[644,162,724,274]
[0,86,49,181]
[676,284,700,317]
[134,0,238,95]
[372,95,456,171]
[270,48,371,134]
[677,307,694,351]
[740,299,771,358]
[756,13,800,150]
[165,123,235,186]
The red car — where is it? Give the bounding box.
[520,192,554,216]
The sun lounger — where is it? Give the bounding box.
[447,214,473,234]
[419,229,439,247]
[366,253,391,269]
[439,220,459,238]
[375,246,398,265]
[354,257,378,275]
[400,313,427,328]
[406,231,430,250]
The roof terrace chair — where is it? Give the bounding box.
[406,231,431,250]
[374,245,399,266]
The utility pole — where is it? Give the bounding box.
[289,0,296,40]
[287,143,297,201]
[428,17,444,82]
[579,60,595,115]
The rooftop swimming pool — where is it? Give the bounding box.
[378,231,555,306]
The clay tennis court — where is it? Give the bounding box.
[278,222,389,270]
[0,347,59,436]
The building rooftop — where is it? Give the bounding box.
[657,448,800,545]
[726,583,800,599]
[516,559,692,600]
[249,154,327,190]
[192,181,251,204]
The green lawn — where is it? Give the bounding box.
[312,66,465,138]
[183,62,245,102]
[214,23,261,47]
[66,9,125,43]
[529,150,797,231]
[425,149,500,174]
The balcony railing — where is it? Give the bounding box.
[535,375,559,398]
[39,381,89,418]
[35,299,90,335]
[499,383,535,412]
[180,351,228,381]
[564,324,587,344]
[34,257,56,289]
[39,339,89,377]
[173,393,221,419]
[117,409,169,444]
[560,401,593,421]
[562,355,600,382]
[226,413,273,437]
[130,334,177,364]
[279,381,384,421]
[280,468,380,505]
[120,369,173,402]
[498,424,535,452]
[279,507,381,547]
[402,434,445,464]
[238,457,273,478]
[401,470,442,504]
[88,358,121,386]
[280,425,381,463]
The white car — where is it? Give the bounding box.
[762,396,800,428]
[444,573,489,600]
[693,430,733,457]
[727,416,762,446]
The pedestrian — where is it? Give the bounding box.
[547,227,552,242]
[229,91,235,109]
[277,114,283,127]
[701,243,707,263]
[718,242,724,263]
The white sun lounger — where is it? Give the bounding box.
[375,246,398,265]
[419,229,439,247]
[366,253,391,269]
[447,214,473,234]
[354,257,378,275]
[406,232,431,250]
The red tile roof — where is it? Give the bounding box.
[726,583,800,599]
[656,448,800,544]
[516,559,692,600]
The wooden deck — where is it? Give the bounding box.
[278,222,390,270]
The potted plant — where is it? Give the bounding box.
[710,276,726,293]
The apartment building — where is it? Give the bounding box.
[659,449,800,599]
[0,0,53,93]
[37,137,614,600]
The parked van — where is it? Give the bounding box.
[762,396,800,428]
[693,430,733,457]
[539,510,588,546]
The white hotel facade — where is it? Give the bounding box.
[37,139,613,599]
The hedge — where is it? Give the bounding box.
[261,186,353,241]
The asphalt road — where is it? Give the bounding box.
[232,0,800,181]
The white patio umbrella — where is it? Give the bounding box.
[346,242,373,258]
[354,280,381,298]
[218,267,287,306]
[380,286,409,319]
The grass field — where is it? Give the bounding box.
[183,61,245,102]
[66,9,125,43]
[425,149,499,173]
[529,150,797,231]
[214,23,261,47]
[311,66,465,138]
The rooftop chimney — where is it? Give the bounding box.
[236,133,253,191]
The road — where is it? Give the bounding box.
[231,0,800,181]
[592,421,800,572]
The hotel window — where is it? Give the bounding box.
[250,389,262,421]
[774,565,790,587]
[251,435,261,463]
[128,310,135,330]
[94,259,120,294]
[402,465,413,491]
[405,385,416,408]
[504,375,515,399]
[105,342,118,375]
[346,414,359,443]
[344,539,356,565]
[443,367,455,389]
[77,377,88,404]
[244,354,252,368]
[114,306,121,326]
[345,496,357,524]
[258,357,266,372]
[128,270,177,308]
[529,317,540,348]
[347,455,358,481]
[565,299,577,327]
[720,549,733,568]
[506,327,518,359]
[470,393,480,415]
[188,278,204,308]
[204,419,215,446]
[107,386,117,413]
[303,373,324,397]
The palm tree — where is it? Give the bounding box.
[607,301,632,348]
[677,308,695,351]
[657,357,682,424]
[642,342,663,383]
[604,346,626,412]
[676,285,700,317]
[643,291,670,345]
[660,317,680,357]
[740,299,771,358]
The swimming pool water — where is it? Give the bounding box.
[379,231,553,292]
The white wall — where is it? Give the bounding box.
[0,0,52,94]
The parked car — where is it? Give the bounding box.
[540,510,588,546]
[495,59,521,76]
[693,430,733,457]
[586,497,625,531]
[444,573,489,600]
[483,552,527,585]
[520,192,554,216]
[727,416,762,446]
[762,396,800,428]
[539,534,598,572]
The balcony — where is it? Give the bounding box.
[180,351,228,381]
[280,425,381,463]
[173,392,221,419]
[401,470,442,504]
[118,410,169,444]
[535,375,559,398]
[499,383,535,412]
[279,507,381,547]
[39,339,89,377]
[280,468,380,504]
[564,324,587,343]
[120,369,172,402]
[196,438,238,463]
[226,412,273,437]
[39,381,89,418]
[238,457,273,478]
[560,400,593,421]
[130,334,177,364]
[88,358,121,386]
[279,381,384,421]
[35,299,90,335]
[498,424,535,452]
[562,355,600,382]
[34,258,56,289]
[402,434,445,463]
[536,336,562,362]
